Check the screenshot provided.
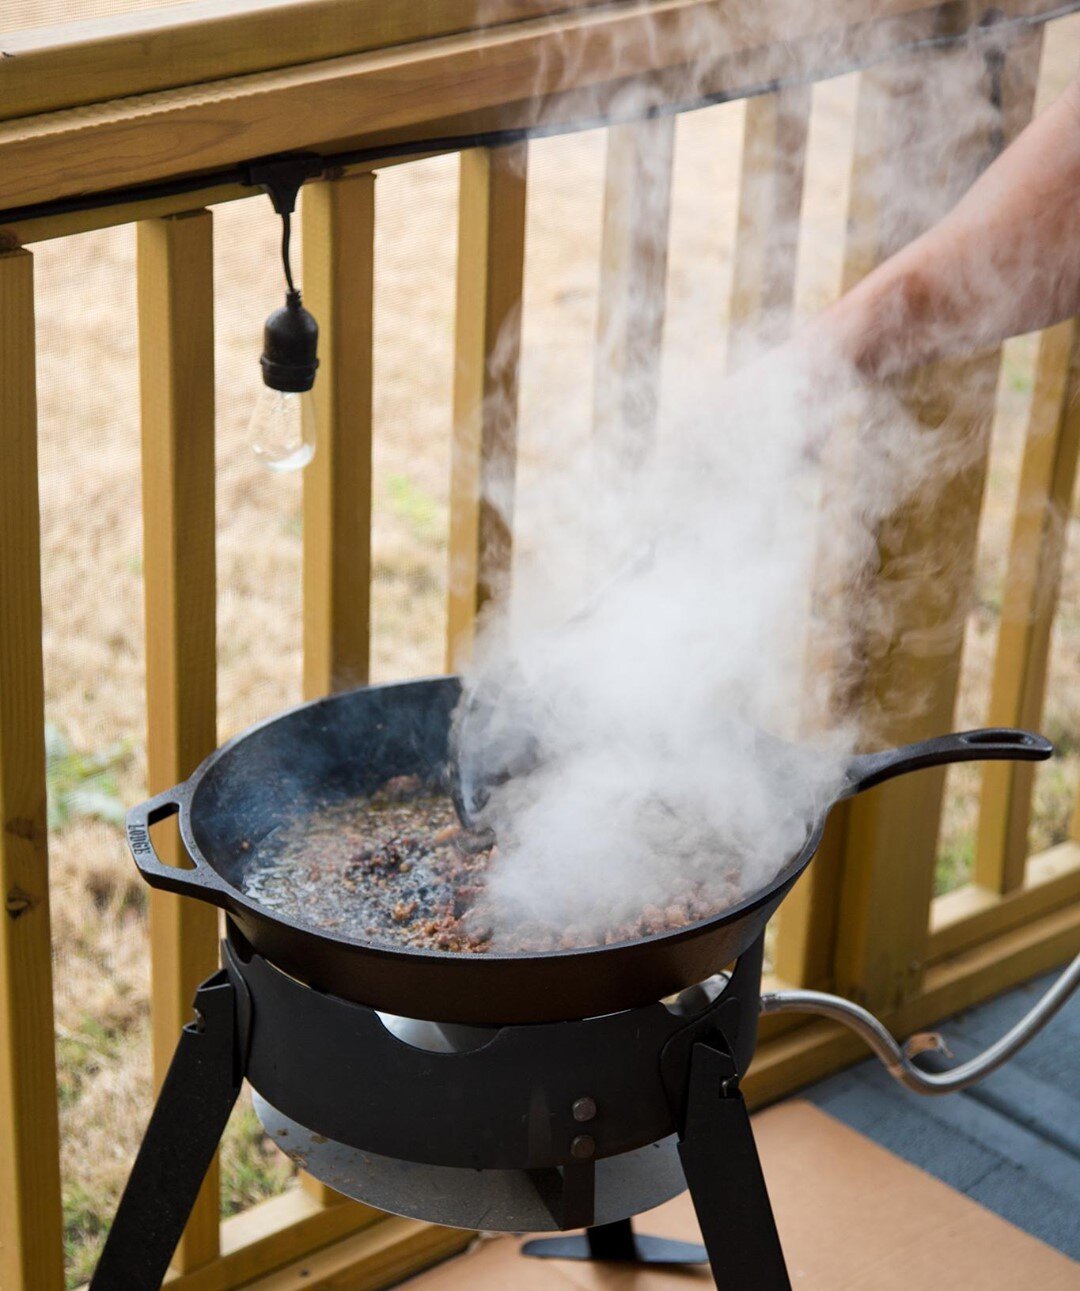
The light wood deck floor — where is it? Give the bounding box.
[404,1099,1077,1289]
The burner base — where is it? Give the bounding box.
[91,933,790,1289]
[253,1094,688,1232]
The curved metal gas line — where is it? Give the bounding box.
[759,952,1080,1095]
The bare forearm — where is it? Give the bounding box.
[822,75,1080,378]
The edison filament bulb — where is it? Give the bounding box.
[249,387,317,472]
[251,287,319,472]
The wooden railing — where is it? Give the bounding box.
[1,1,1079,1287]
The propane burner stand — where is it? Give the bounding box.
[92,924,791,1290]
[101,677,1058,1287]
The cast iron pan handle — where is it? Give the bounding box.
[126,786,230,907]
[843,727,1052,798]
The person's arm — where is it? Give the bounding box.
[820,74,1080,378]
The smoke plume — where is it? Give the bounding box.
[451,3,1018,946]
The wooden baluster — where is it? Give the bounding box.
[0,248,65,1291]
[446,144,528,670]
[829,35,1042,1012]
[299,172,378,1210]
[593,116,675,467]
[976,320,1080,891]
[728,86,810,351]
[302,173,375,698]
[836,364,1001,1011]
[715,86,820,989]
[137,210,221,1270]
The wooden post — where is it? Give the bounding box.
[976,320,1080,890]
[299,172,378,1211]
[593,115,675,466]
[137,211,221,1271]
[835,356,1001,1009]
[829,34,1042,1012]
[719,85,816,986]
[0,248,65,1291]
[302,173,375,698]
[774,58,903,986]
[728,86,811,350]
[446,144,528,670]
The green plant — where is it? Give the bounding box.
[1008,366,1034,396]
[1029,759,1076,854]
[220,1098,296,1217]
[935,831,974,896]
[45,723,131,831]
[387,472,440,539]
[56,1018,122,1110]
[63,1182,110,1288]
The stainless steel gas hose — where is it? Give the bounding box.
[759,951,1080,1095]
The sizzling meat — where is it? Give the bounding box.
[239,776,731,953]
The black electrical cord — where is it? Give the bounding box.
[3,0,1078,229]
[280,211,296,294]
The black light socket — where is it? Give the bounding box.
[260,289,319,393]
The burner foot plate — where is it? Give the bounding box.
[521,1232,707,1265]
[253,1093,687,1232]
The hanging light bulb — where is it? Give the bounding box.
[249,289,319,471]
[243,155,324,473]
[249,386,317,472]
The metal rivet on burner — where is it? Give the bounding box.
[571,1096,597,1123]
[570,1134,595,1160]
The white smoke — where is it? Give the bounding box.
[451,4,1017,945]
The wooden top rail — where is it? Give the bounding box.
[0,2,613,122]
[0,0,1061,228]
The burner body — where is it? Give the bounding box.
[226,925,760,1230]
[91,923,792,1290]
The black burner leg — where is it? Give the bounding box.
[521,1215,707,1266]
[586,1219,638,1259]
[678,1036,791,1290]
[91,970,244,1291]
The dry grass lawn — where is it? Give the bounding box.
[6,2,1080,1283]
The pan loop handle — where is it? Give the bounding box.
[126,787,229,905]
[842,727,1052,798]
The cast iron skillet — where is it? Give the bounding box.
[125,676,1050,1024]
